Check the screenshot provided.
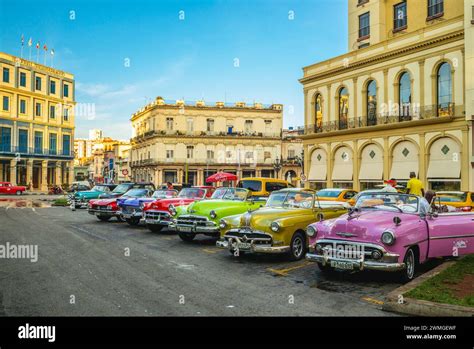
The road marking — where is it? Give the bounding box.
[202,248,219,254]
[267,261,313,276]
[361,297,384,305]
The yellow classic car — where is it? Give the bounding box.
[216,188,349,260]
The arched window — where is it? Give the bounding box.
[437,62,452,116]
[315,93,323,132]
[338,87,349,130]
[367,80,377,126]
[399,72,411,121]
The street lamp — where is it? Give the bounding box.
[273,157,283,179]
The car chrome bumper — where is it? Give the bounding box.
[119,211,143,219]
[87,209,118,216]
[144,211,173,226]
[216,239,290,254]
[176,225,219,234]
[305,253,405,272]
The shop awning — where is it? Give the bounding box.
[359,162,383,180]
[427,159,461,178]
[390,161,418,180]
[332,162,353,181]
[308,150,327,181]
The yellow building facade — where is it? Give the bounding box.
[0,52,75,191]
[130,97,301,186]
[301,0,474,192]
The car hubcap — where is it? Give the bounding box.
[406,250,414,279]
[293,237,303,257]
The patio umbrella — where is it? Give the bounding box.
[206,172,238,183]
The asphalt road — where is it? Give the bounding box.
[0,198,408,316]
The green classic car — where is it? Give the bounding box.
[216,188,349,261]
[69,184,117,209]
[172,187,266,242]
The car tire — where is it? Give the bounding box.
[16,191,22,195]
[289,231,307,261]
[117,216,125,222]
[97,216,111,222]
[147,225,163,233]
[126,218,140,226]
[401,247,417,283]
[317,262,335,275]
[178,232,196,242]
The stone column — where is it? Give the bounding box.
[9,159,17,186]
[198,168,204,186]
[26,159,33,190]
[352,141,360,191]
[0,163,3,181]
[383,137,390,181]
[419,133,427,188]
[68,161,75,185]
[327,143,333,188]
[461,129,469,191]
[41,160,48,192]
[55,163,63,186]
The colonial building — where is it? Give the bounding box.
[301,0,474,192]
[0,52,75,191]
[130,97,301,186]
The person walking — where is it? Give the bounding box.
[406,172,424,197]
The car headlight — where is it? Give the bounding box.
[219,219,227,229]
[381,230,396,246]
[169,205,177,216]
[306,225,317,237]
[210,210,217,219]
[271,222,280,232]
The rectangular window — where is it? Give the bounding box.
[50,105,55,119]
[166,117,173,131]
[2,96,9,111]
[186,118,194,133]
[35,103,41,117]
[2,68,9,83]
[19,72,26,87]
[19,100,26,114]
[0,127,12,152]
[35,76,42,91]
[359,12,370,38]
[428,0,443,18]
[34,131,43,154]
[206,118,214,132]
[166,149,174,159]
[63,84,69,97]
[288,149,296,158]
[62,135,71,156]
[63,108,69,121]
[50,80,56,94]
[18,129,28,153]
[394,2,407,31]
[186,146,194,159]
[244,120,253,133]
[206,150,214,159]
[264,151,271,160]
[49,134,57,155]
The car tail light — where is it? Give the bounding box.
[461,206,473,212]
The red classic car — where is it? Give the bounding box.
[143,186,215,232]
[0,182,26,195]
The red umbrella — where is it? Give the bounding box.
[206,172,238,183]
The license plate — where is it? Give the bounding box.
[146,219,158,224]
[237,242,252,251]
[331,261,354,270]
[178,226,193,233]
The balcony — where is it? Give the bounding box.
[0,146,73,159]
[303,103,460,136]
[130,157,275,167]
[131,129,282,143]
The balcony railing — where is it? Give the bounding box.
[130,158,277,167]
[303,103,458,136]
[0,146,73,158]
[132,130,282,142]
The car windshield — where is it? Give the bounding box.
[355,193,420,213]
[178,188,206,199]
[153,190,177,198]
[92,186,109,192]
[123,189,148,198]
[112,184,131,193]
[211,188,247,201]
[237,180,262,192]
[266,191,314,209]
[317,190,342,198]
[437,192,468,203]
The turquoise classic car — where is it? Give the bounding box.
[69,184,117,208]
[172,187,266,242]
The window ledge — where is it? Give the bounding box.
[393,25,407,34]
[357,0,369,7]
[426,13,444,21]
[357,35,370,42]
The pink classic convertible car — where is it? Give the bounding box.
[306,192,474,282]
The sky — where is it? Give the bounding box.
[0,0,348,140]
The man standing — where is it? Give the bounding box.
[406,172,425,197]
[382,179,398,193]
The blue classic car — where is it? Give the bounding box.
[118,189,177,226]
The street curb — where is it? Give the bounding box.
[383,260,474,317]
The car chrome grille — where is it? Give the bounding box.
[121,205,140,214]
[177,215,213,227]
[316,240,385,261]
[224,229,273,245]
[145,211,171,220]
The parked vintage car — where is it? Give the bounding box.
[216,188,348,260]
[88,186,157,222]
[143,186,215,232]
[118,189,176,226]
[0,182,26,195]
[98,182,155,199]
[435,191,474,212]
[317,188,358,202]
[306,191,474,281]
[70,184,117,208]
[173,187,266,242]
[237,177,292,198]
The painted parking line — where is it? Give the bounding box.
[361,297,384,305]
[202,248,219,254]
[267,261,313,276]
